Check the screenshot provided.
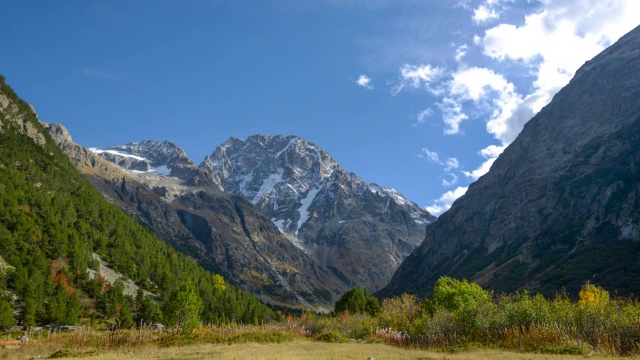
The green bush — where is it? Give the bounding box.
[334,287,380,316]
[316,329,349,343]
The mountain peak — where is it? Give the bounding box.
[109,140,194,168]
[89,139,195,177]
[201,133,435,290]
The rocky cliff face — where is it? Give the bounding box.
[380,25,640,298]
[202,135,435,290]
[49,129,348,309]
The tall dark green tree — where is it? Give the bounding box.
[0,297,16,330]
[135,293,163,326]
[117,298,135,329]
[65,292,83,325]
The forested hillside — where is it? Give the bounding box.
[0,75,272,327]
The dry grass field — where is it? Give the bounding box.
[3,338,625,360]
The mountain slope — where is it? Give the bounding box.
[0,75,272,326]
[380,25,640,298]
[202,135,435,290]
[62,134,347,309]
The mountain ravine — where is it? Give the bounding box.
[380,24,640,298]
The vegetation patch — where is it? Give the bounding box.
[315,330,349,343]
[50,348,100,358]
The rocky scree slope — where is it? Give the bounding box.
[380,25,640,298]
[61,132,347,309]
[202,135,435,291]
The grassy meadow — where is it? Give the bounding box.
[4,278,640,359]
[0,329,624,360]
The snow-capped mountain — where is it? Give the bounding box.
[67,138,348,309]
[89,140,194,176]
[202,135,435,290]
[89,140,217,187]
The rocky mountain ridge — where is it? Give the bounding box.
[380,24,640,298]
[49,125,348,309]
[88,134,434,295]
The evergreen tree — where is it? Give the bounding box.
[136,294,162,326]
[163,281,203,332]
[0,298,16,330]
[117,299,135,329]
[64,292,83,325]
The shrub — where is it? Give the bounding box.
[316,329,349,343]
[379,293,423,334]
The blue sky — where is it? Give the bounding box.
[2,1,638,215]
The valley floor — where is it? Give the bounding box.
[7,339,625,360]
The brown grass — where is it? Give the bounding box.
[2,336,627,360]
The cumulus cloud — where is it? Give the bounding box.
[393,64,446,95]
[425,186,468,216]
[436,66,521,136]
[473,5,499,23]
[398,0,639,215]
[480,0,640,146]
[355,74,374,89]
[425,0,638,185]
[471,0,513,24]
[463,157,496,180]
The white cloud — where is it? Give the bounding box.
[463,157,496,180]
[393,1,639,213]
[442,173,458,187]
[420,149,460,186]
[425,186,468,216]
[413,108,434,127]
[356,74,374,89]
[473,5,499,23]
[437,66,521,136]
[471,0,513,24]
[479,144,506,158]
[455,44,468,62]
[420,148,440,163]
[393,64,446,95]
[480,0,640,146]
[444,157,459,171]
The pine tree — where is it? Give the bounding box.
[0,298,16,330]
[117,299,135,329]
[64,292,83,325]
[136,295,162,326]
